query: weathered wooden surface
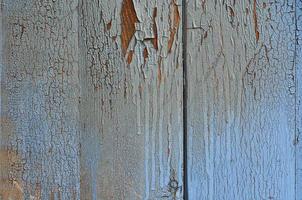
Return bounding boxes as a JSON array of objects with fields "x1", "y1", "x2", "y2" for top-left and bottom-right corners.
[
  {"x1": 1, "y1": 0, "x2": 80, "y2": 199},
  {"x1": 296, "y1": 0, "x2": 302, "y2": 199},
  {"x1": 186, "y1": 0, "x2": 300, "y2": 199},
  {"x1": 1, "y1": 0, "x2": 183, "y2": 199},
  {"x1": 1, "y1": 0, "x2": 301, "y2": 199},
  {"x1": 78, "y1": 0, "x2": 183, "y2": 199}
]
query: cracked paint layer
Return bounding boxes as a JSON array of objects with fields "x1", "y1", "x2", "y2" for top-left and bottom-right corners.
[
  {"x1": 186, "y1": 0, "x2": 299, "y2": 199},
  {"x1": 78, "y1": 0, "x2": 183, "y2": 199}
]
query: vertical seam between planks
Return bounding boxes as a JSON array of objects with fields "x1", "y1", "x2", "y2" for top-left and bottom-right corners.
[
  {"x1": 77, "y1": 0, "x2": 82, "y2": 198},
  {"x1": 182, "y1": 0, "x2": 188, "y2": 199}
]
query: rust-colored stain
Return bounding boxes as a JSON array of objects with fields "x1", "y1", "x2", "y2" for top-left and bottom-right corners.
[
  {"x1": 0, "y1": 180, "x2": 23, "y2": 200},
  {"x1": 253, "y1": 0, "x2": 260, "y2": 42},
  {"x1": 229, "y1": 7, "x2": 235, "y2": 17},
  {"x1": 167, "y1": 1, "x2": 180, "y2": 53},
  {"x1": 0, "y1": 117, "x2": 22, "y2": 200},
  {"x1": 121, "y1": 0, "x2": 139, "y2": 55},
  {"x1": 33, "y1": 183, "x2": 42, "y2": 199},
  {"x1": 0, "y1": 117, "x2": 14, "y2": 139},
  {"x1": 152, "y1": 8, "x2": 158, "y2": 50},
  {"x1": 106, "y1": 20, "x2": 112, "y2": 31},
  {"x1": 50, "y1": 191, "x2": 55, "y2": 200},
  {"x1": 157, "y1": 57, "x2": 163, "y2": 85},
  {"x1": 0, "y1": 150, "x2": 23, "y2": 200},
  {"x1": 127, "y1": 50, "x2": 134, "y2": 64},
  {"x1": 143, "y1": 47, "x2": 149, "y2": 64}
]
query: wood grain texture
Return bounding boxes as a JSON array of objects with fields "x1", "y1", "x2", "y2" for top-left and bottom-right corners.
[
  {"x1": 78, "y1": 0, "x2": 183, "y2": 199},
  {"x1": 1, "y1": 0, "x2": 301, "y2": 199},
  {"x1": 0, "y1": 0, "x2": 183, "y2": 199},
  {"x1": 186, "y1": 0, "x2": 298, "y2": 199}
]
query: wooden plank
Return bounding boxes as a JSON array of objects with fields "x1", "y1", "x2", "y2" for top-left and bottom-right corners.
[
  {"x1": 186, "y1": 0, "x2": 297, "y2": 199},
  {"x1": 1, "y1": 0, "x2": 183, "y2": 199},
  {"x1": 1, "y1": 0, "x2": 80, "y2": 199},
  {"x1": 296, "y1": 0, "x2": 302, "y2": 199},
  {"x1": 78, "y1": 0, "x2": 183, "y2": 199}
]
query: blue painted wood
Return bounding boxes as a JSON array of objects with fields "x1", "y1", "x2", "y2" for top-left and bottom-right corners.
[
  {"x1": 0, "y1": 0, "x2": 183, "y2": 199},
  {"x1": 1, "y1": 0, "x2": 300, "y2": 199},
  {"x1": 78, "y1": 0, "x2": 183, "y2": 198},
  {"x1": 296, "y1": 0, "x2": 302, "y2": 199},
  {"x1": 1, "y1": 1, "x2": 80, "y2": 199},
  {"x1": 186, "y1": 0, "x2": 299, "y2": 199}
]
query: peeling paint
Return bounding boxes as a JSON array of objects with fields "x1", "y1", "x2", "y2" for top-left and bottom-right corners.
[
  {"x1": 253, "y1": 0, "x2": 260, "y2": 42},
  {"x1": 143, "y1": 47, "x2": 148, "y2": 64},
  {"x1": 167, "y1": 1, "x2": 180, "y2": 53},
  {"x1": 152, "y1": 7, "x2": 158, "y2": 50},
  {"x1": 1, "y1": 0, "x2": 183, "y2": 199},
  {"x1": 121, "y1": 0, "x2": 139, "y2": 55},
  {"x1": 127, "y1": 50, "x2": 135, "y2": 64}
]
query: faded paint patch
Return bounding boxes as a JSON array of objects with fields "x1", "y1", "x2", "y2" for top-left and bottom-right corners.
[
  {"x1": 121, "y1": 0, "x2": 139, "y2": 55},
  {"x1": 0, "y1": 117, "x2": 15, "y2": 143},
  {"x1": 0, "y1": 150, "x2": 23, "y2": 200}
]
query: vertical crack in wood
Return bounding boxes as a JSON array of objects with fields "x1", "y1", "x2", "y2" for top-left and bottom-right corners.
[{"x1": 253, "y1": 0, "x2": 260, "y2": 42}]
